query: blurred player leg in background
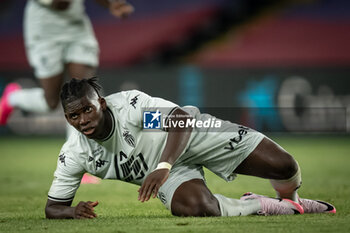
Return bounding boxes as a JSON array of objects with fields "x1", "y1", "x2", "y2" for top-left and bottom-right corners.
[
  {"x1": 0, "y1": 0, "x2": 134, "y2": 126},
  {"x1": 0, "y1": 0, "x2": 99, "y2": 125},
  {"x1": 1, "y1": 0, "x2": 97, "y2": 184},
  {"x1": 0, "y1": 0, "x2": 134, "y2": 183}
]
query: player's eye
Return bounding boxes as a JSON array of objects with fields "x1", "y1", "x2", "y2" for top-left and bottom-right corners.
[
  {"x1": 70, "y1": 113, "x2": 78, "y2": 120},
  {"x1": 86, "y1": 106, "x2": 93, "y2": 113}
]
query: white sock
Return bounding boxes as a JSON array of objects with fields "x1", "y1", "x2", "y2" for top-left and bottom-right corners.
[
  {"x1": 214, "y1": 194, "x2": 261, "y2": 216},
  {"x1": 270, "y1": 164, "x2": 302, "y2": 203},
  {"x1": 8, "y1": 88, "x2": 50, "y2": 113}
]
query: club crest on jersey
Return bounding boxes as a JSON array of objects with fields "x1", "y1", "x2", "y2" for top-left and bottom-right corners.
[
  {"x1": 143, "y1": 110, "x2": 161, "y2": 129},
  {"x1": 123, "y1": 131, "x2": 136, "y2": 148}
]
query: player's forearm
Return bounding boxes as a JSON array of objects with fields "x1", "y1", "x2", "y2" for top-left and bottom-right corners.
[
  {"x1": 45, "y1": 200, "x2": 74, "y2": 219},
  {"x1": 45, "y1": 205, "x2": 75, "y2": 219},
  {"x1": 159, "y1": 108, "x2": 193, "y2": 165}
]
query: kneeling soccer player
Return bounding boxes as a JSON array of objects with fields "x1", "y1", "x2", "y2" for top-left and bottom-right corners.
[{"x1": 45, "y1": 77, "x2": 335, "y2": 219}]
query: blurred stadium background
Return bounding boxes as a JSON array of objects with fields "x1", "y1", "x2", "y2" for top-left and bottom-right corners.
[{"x1": 0, "y1": 0, "x2": 349, "y2": 136}]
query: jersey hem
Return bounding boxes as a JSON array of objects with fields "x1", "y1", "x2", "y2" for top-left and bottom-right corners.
[{"x1": 48, "y1": 195, "x2": 74, "y2": 202}]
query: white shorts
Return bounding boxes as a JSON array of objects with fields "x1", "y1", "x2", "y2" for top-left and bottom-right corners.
[
  {"x1": 157, "y1": 129, "x2": 265, "y2": 210},
  {"x1": 26, "y1": 37, "x2": 99, "y2": 79}
]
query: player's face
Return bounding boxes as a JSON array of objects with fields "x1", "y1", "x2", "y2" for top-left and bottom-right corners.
[{"x1": 64, "y1": 94, "x2": 107, "y2": 139}]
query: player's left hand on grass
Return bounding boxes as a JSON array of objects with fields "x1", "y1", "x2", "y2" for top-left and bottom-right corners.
[
  {"x1": 138, "y1": 169, "x2": 170, "y2": 202},
  {"x1": 109, "y1": 0, "x2": 134, "y2": 19},
  {"x1": 74, "y1": 201, "x2": 99, "y2": 219}
]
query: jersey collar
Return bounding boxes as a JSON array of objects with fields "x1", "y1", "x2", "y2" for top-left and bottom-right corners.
[{"x1": 100, "y1": 108, "x2": 115, "y2": 142}]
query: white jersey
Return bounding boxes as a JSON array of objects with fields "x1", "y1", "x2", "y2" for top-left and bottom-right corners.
[
  {"x1": 48, "y1": 90, "x2": 265, "y2": 203},
  {"x1": 48, "y1": 90, "x2": 178, "y2": 202},
  {"x1": 24, "y1": 0, "x2": 95, "y2": 44}
]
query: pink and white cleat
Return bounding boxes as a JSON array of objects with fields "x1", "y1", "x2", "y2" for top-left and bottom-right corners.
[
  {"x1": 0, "y1": 83, "x2": 21, "y2": 125},
  {"x1": 241, "y1": 192, "x2": 335, "y2": 214},
  {"x1": 81, "y1": 173, "x2": 100, "y2": 184},
  {"x1": 297, "y1": 197, "x2": 336, "y2": 214},
  {"x1": 241, "y1": 192, "x2": 304, "y2": 215},
  {"x1": 241, "y1": 192, "x2": 267, "y2": 201}
]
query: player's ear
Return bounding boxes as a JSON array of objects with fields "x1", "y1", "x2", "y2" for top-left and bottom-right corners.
[
  {"x1": 99, "y1": 97, "x2": 107, "y2": 111},
  {"x1": 64, "y1": 113, "x2": 70, "y2": 123},
  {"x1": 64, "y1": 111, "x2": 71, "y2": 122}
]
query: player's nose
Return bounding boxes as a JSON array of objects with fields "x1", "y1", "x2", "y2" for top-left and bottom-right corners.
[{"x1": 79, "y1": 113, "x2": 90, "y2": 125}]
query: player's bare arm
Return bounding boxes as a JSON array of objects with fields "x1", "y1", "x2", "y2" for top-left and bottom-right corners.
[
  {"x1": 138, "y1": 108, "x2": 193, "y2": 202},
  {"x1": 95, "y1": 0, "x2": 134, "y2": 19},
  {"x1": 45, "y1": 199, "x2": 99, "y2": 219}
]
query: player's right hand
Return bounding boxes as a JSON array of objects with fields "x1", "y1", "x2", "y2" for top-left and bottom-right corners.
[
  {"x1": 74, "y1": 201, "x2": 99, "y2": 219},
  {"x1": 138, "y1": 169, "x2": 170, "y2": 202}
]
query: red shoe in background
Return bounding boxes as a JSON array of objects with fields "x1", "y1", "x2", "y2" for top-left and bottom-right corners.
[{"x1": 0, "y1": 83, "x2": 21, "y2": 125}]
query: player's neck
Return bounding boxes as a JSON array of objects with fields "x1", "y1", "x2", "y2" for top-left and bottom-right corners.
[
  {"x1": 103, "y1": 109, "x2": 114, "y2": 140},
  {"x1": 95, "y1": 108, "x2": 114, "y2": 141}
]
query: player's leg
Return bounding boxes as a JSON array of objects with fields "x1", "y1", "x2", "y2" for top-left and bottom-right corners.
[
  {"x1": 38, "y1": 74, "x2": 65, "y2": 109},
  {"x1": 159, "y1": 164, "x2": 302, "y2": 217},
  {"x1": 234, "y1": 137, "x2": 301, "y2": 202},
  {"x1": 234, "y1": 137, "x2": 336, "y2": 213},
  {"x1": 66, "y1": 63, "x2": 96, "y2": 80},
  {"x1": 171, "y1": 179, "x2": 263, "y2": 217},
  {"x1": 0, "y1": 41, "x2": 65, "y2": 125},
  {"x1": 171, "y1": 179, "x2": 220, "y2": 216},
  {"x1": 64, "y1": 34, "x2": 99, "y2": 81},
  {"x1": 171, "y1": 179, "x2": 303, "y2": 216},
  {"x1": 7, "y1": 73, "x2": 64, "y2": 112}
]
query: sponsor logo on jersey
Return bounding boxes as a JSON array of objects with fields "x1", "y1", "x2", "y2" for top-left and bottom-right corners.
[
  {"x1": 143, "y1": 110, "x2": 162, "y2": 129},
  {"x1": 88, "y1": 156, "x2": 94, "y2": 162},
  {"x1": 224, "y1": 125, "x2": 249, "y2": 151},
  {"x1": 130, "y1": 94, "x2": 140, "y2": 109},
  {"x1": 123, "y1": 131, "x2": 136, "y2": 148}
]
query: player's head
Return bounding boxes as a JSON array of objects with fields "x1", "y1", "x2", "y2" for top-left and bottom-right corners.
[
  {"x1": 60, "y1": 77, "x2": 108, "y2": 139},
  {"x1": 60, "y1": 77, "x2": 102, "y2": 110}
]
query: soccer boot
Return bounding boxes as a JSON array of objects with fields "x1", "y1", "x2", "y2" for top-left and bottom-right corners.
[
  {"x1": 0, "y1": 83, "x2": 21, "y2": 125},
  {"x1": 240, "y1": 193, "x2": 304, "y2": 216},
  {"x1": 241, "y1": 192, "x2": 335, "y2": 214},
  {"x1": 297, "y1": 196, "x2": 336, "y2": 214},
  {"x1": 241, "y1": 192, "x2": 304, "y2": 215}
]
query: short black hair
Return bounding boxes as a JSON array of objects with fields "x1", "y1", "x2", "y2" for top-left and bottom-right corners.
[{"x1": 60, "y1": 77, "x2": 102, "y2": 110}]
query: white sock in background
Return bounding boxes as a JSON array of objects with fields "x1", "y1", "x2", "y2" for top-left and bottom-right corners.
[
  {"x1": 214, "y1": 194, "x2": 261, "y2": 216},
  {"x1": 8, "y1": 88, "x2": 50, "y2": 113}
]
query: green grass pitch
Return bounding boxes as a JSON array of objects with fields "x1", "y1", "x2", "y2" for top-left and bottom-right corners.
[{"x1": 0, "y1": 135, "x2": 349, "y2": 233}]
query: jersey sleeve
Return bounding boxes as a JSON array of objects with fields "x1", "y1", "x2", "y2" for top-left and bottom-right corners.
[
  {"x1": 47, "y1": 150, "x2": 85, "y2": 202},
  {"x1": 125, "y1": 90, "x2": 179, "y2": 129}
]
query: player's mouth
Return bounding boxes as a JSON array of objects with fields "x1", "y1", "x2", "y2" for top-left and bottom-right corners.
[{"x1": 82, "y1": 127, "x2": 95, "y2": 136}]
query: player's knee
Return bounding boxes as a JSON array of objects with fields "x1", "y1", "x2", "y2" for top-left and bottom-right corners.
[
  {"x1": 45, "y1": 97, "x2": 59, "y2": 110},
  {"x1": 276, "y1": 152, "x2": 298, "y2": 179},
  {"x1": 171, "y1": 194, "x2": 220, "y2": 217}
]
